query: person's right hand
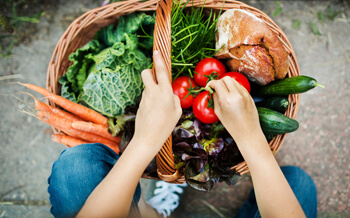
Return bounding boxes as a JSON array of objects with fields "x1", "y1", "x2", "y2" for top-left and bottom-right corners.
[
  {"x1": 206, "y1": 77, "x2": 263, "y2": 145},
  {"x1": 207, "y1": 77, "x2": 306, "y2": 218}
]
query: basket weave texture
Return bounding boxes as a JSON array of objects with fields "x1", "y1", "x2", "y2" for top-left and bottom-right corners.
[{"x1": 46, "y1": 0, "x2": 300, "y2": 184}]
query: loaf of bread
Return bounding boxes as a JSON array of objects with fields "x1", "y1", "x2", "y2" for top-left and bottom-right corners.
[{"x1": 215, "y1": 9, "x2": 289, "y2": 85}]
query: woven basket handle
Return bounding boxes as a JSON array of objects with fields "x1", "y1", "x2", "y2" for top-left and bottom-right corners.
[{"x1": 152, "y1": 0, "x2": 183, "y2": 182}]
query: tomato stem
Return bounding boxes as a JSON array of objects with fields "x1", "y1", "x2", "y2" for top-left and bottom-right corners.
[{"x1": 206, "y1": 86, "x2": 214, "y2": 94}]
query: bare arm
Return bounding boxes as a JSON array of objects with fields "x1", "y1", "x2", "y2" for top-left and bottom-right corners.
[
  {"x1": 207, "y1": 77, "x2": 305, "y2": 218},
  {"x1": 77, "y1": 51, "x2": 182, "y2": 218}
]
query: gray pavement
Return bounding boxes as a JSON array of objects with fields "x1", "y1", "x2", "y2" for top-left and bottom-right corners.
[{"x1": 0, "y1": 0, "x2": 349, "y2": 217}]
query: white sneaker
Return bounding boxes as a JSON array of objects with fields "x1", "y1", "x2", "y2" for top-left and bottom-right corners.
[{"x1": 146, "y1": 181, "x2": 187, "y2": 218}]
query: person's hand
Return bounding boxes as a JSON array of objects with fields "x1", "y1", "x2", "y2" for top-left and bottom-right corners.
[
  {"x1": 206, "y1": 77, "x2": 263, "y2": 145},
  {"x1": 207, "y1": 77, "x2": 306, "y2": 218},
  {"x1": 132, "y1": 50, "x2": 182, "y2": 155}
]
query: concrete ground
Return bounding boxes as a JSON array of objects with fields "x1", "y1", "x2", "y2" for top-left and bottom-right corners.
[{"x1": 0, "y1": 0, "x2": 349, "y2": 217}]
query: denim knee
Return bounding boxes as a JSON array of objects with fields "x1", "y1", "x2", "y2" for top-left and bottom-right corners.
[
  {"x1": 48, "y1": 143, "x2": 120, "y2": 218},
  {"x1": 281, "y1": 166, "x2": 317, "y2": 218}
]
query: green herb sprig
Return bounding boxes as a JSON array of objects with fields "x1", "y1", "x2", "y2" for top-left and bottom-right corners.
[{"x1": 171, "y1": 0, "x2": 220, "y2": 79}]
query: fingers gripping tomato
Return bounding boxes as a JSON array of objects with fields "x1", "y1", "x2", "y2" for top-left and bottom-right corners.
[
  {"x1": 192, "y1": 91, "x2": 219, "y2": 124},
  {"x1": 194, "y1": 58, "x2": 226, "y2": 87},
  {"x1": 220, "y1": 72, "x2": 251, "y2": 93},
  {"x1": 172, "y1": 76, "x2": 198, "y2": 109}
]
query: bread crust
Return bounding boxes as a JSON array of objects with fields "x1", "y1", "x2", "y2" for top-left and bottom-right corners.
[
  {"x1": 227, "y1": 45, "x2": 274, "y2": 85},
  {"x1": 215, "y1": 9, "x2": 289, "y2": 85}
]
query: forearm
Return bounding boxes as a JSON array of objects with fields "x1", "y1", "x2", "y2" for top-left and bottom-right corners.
[
  {"x1": 77, "y1": 139, "x2": 156, "y2": 218},
  {"x1": 236, "y1": 132, "x2": 306, "y2": 218}
]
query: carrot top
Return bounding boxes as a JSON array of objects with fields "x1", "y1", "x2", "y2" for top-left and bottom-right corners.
[{"x1": 20, "y1": 83, "x2": 107, "y2": 126}]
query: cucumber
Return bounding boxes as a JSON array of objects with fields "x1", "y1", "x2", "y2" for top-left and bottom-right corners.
[
  {"x1": 257, "y1": 107, "x2": 299, "y2": 135},
  {"x1": 260, "y1": 75, "x2": 324, "y2": 96},
  {"x1": 257, "y1": 97, "x2": 289, "y2": 113}
]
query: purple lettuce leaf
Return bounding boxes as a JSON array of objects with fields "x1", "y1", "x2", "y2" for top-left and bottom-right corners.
[
  {"x1": 190, "y1": 164, "x2": 210, "y2": 182},
  {"x1": 200, "y1": 138, "x2": 225, "y2": 156},
  {"x1": 185, "y1": 162, "x2": 215, "y2": 191}
]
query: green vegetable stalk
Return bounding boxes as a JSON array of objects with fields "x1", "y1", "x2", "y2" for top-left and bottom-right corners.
[{"x1": 171, "y1": 0, "x2": 221, "y2": 79}]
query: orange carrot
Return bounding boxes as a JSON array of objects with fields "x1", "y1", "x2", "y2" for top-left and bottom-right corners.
[
  {"x1": 71, "y1": 121, "x2": 121, "y2": 143},
  {"x1": 62, "y1": 128, "x2": 120, "y2": 154},
  {"x1": 21, "y1": 83, "x2": 107, "y2": 126},
  {"x1": 38, "y1": 111, "x2": 120, "y2": 154},
  {"x1": 51, "y1": 108, "x2": 83, "y2": 122},
  {"x1": 34, "y1": 98, "x2": 82, "y2": 122},
  {"x1": 51, "y1": 134, "x2": 89, "y2": 147},
  {"x1": 34, "y1": 98, "x2": 52, "y2": 111},
  {"x1": 38, "y1": 110, "x2": 73, "y2": 131}
]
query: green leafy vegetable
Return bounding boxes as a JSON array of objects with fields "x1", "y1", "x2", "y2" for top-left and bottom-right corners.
[
  {"x1": 60, "y1": 12, "x2": 155, "y2": 118},
  {"x1": 81, "y1": 53, "x2": 147, "y2": 117},
  {"x1": 171, "y1": 0, "x2": 220, "y2": 79},
  {"x1": 95, "y1": 12, "x2": 155, "y2": 50},
  {"x1": 59, "y1": 76, "x2": 77, "y2": 102},
  {"x1": 59, "y1": 40, "x2": 101, "y2": 98},
  {"x1": 108, "y1": 114, "x2": 136, "y2": 137},
  {"x1": 80, "y1": 32, "x2": 150, "y2": 117}
]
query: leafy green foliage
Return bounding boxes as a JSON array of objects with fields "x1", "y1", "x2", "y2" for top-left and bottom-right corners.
[
  {"x1": 59, "y1": 40, "x2": 101, "y2": 97},
  {"x1": 328, "y1": 6, "x2": 341, "y2": 21},
  {"x1": 80, "y1": 37, "x2": 149, "y2": 117},
  {"x1": 317, "y1": 12, "x2": 325, "y2": 22},
  {"x1": 0, "y1": 37, "x2": 17, "y2": 58},
  {"x1": 0, "y1": 0, "x2": 44, "y2": 58},
  {"x1": 293, "y1": 19, "x2": 301, "y2": 29},
  {"x1": 310, "y1": 23, "x2": 322, "y2": 36},
  {"x1": 60, "y1": 12, "x2": 154, "y2": 118},
  {"x1": 59, "y1": 76, "x2": 78, "y2": 102},
  {"x1": 171, "y1": 0, "x2": 219, "y2": 79},
  {"x1": 272, "y1": 1, "x2": 282, "y2": 17},
  {"x1": 173, "y1": 110, "x2": 243, "y2": 191},
  {"x1": 0, "y1": 14, "x2": 14, "y2": 33},
  {"x1": 95, "y1": 12, "x2": 155, "y2": 50}
]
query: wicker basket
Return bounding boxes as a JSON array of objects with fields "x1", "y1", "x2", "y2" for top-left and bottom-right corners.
[{"x1": 46, "y1": 0, "x2": 300, "y2": 184}]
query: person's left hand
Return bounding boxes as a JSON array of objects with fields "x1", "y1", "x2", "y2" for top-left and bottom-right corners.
[{"x1": 132, "y1": 50, "x2": 182, "y2": 155}]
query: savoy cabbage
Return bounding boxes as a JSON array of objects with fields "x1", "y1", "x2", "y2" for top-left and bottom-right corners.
[{"x1": 59, "y1": 12, "x2": 154, "y2": 117}]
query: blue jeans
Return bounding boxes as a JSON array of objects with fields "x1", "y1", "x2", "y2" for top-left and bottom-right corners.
[
  {"x1": 48, "y1": 143, "x2": 317, "y2": 217},
  {"x1": 48, "y1": 143, "x2": 141, "y2": 218}
]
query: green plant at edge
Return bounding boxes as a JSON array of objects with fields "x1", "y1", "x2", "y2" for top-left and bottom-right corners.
[
  {"x1": 328, "y1": 6, "x2": 341, "y2": 21},
  {"x1": 272, "y1": 1, "x2": 282, "y2": 17},
  {"x1": 317, "y1": 12, "x2": 325, "y2": 22},
  {"x1": 310, "y1": 23, "x2": 322, "y2": 36},
  {"x1": 0, "y1": 0, "x2": 44, "y2": 58},
  {"x1": 293, "y1": 19, "x2": 301, "y2": 29}
]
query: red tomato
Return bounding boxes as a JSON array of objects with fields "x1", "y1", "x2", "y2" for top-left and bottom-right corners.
[
  {"x1": 172, "y1": 76, "x2": 198, "y2": 109},
  {"x1": 220, "y1": 72, "x2": 251, "y2": 93},
  {"x1": 192, "y1": 91, "x2": 219, "y2": 124},
  {"x1": 194, "y1": 58, "x2": 227, "y2": 87}
]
